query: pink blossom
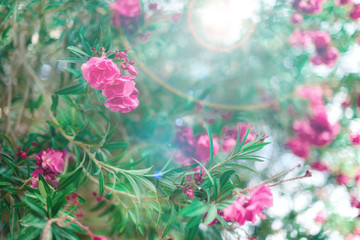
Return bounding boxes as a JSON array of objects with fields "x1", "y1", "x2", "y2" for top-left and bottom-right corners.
[
  {"x1": 289, "y1": 29, "x2": 311, "y2": 46},
  {"x1": 31, "y1": 168, "x2": 58, "y2": 188},
  {"x1": 110, "y1": 0, "x2": 141, "y2": 18},
  {"x1": 314, "y1": 211, "x2": 326, "y2": 223},
  {"x1": 222, "y1": 123, "x2": 256, "y2": 146},
  {"x1": 104, "y1": 88, "x2": 139, "y2": 113},
  {"x1": 310, "y1": 31, "x2": 331, "y2": 49},
  {"x1": 93, "y1": 236, "x2": 109, "y2": 240},
  {"x1": 102, "y1": 76, "x2": 136, "y2": 98},
  {"x1": 350, "y1": 132, "x2": 360, "y2": 145},
  {"x1": 293, "y1": 0, "x2": 326, "y2": 14},
  {"x1": 350, "y1": 4, "x2": 360, "y2": 20},
  {"x1": 335, "y1": 0, "x2": 352, "y2": 5},
  {"x1": 222, "y1": 137, "x2": 237, "y2": 153},
  {"x1": 149, "y1": 3, "x2": 158, "y2": 10},
  {"x1": 295, "y1": 85, "x2": 324, "y2": 107},
  {"x1": 185, "y1": 189, "x2": 194, "y2": 198},
  {"x1": 337, "y1": 173, "x2": 349, "y2": 185},
  {"x1": 194, "y1": 134, "x2": 220, "y2": 162},
  {"x1": 224, "y1": 185, "x2": 273, "y2": 225},
  {"x1": 355, "y1": 167, "x2": 360, "y2": 185},
  {"x1": 346, "y1": 234, "x2": 360, "y2": 240},
  {"x1": 310, "y1": 160, "x2": 328, "y2": 171},
  {"x1": 35, "y1": 148, "x2": 67, "y2": 174},
  {"x1": 81, "y1": 57, "x2": 120, "y2": 90},
  {"x1": 286, "y1": 137, "x2": 311, "y2": 158},
  {"x1": 351, "y1": 196, "x2": 360, "y2": 209},
  {"x1": 291, "y1": 12, "x2": 303, "y2": 24}
]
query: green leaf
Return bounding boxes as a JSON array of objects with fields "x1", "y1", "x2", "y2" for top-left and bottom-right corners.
[
  {"x1": 18, "y1": 227, "x2": 42, "y2": 240},
  {"x1": 54, "y1": 82, "x2": 87, "y2": 95},
  {"x1": 133, "y1": 176, "x2": 156, "y2": 192},
  {"x1": 178, "y1": 201, "x2": 209, "y2": 217},
  {"x1": 23, "y1": 198, "x2": 47, "y2": 219},
  {"x1": 124, "y1": 167, "x2": 153, "y2": 176},
  {"x1": 58, "y1": 57, "x2": 85, "y2": 64},
  {"x1": 98, "y1": 170, "x2": 104, "y2": 196},
  {"x1": 79, "y1": 27, "x2": 92, "y2": 55},
  {"x1": 124, "y1": 174, "x2": 142, "y2": 203},
  {"x1": 51, "y1": 95, "x2": 58, "y2": 113},
  {"x1": 67, "y1": 46, "x2": 89, "y2": 57},
  {"x1": 219, "y1": 170, "x2": 236, "y2": 187},
  {"x1": 205, "y1": 125, "x2": 214, "y2": 167},
  {"x1": 223, "y1": 164, "x2": 258, "y2": 173},
  {"x1": 102, "y1": 142, "x2": 128, "y2": 150},
  {"x1": 204, "y1": 203, "x2": 217, "y2": 225},
  {"x1": 161, "y1": 205, "x2": 176, "y2": 238}
]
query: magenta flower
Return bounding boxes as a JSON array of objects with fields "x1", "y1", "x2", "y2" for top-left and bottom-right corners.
[
  {"x1": 310, "y1": 160, "x2": 328, "y2": 172},
  {"x1": 31, "y1": 168, "x2": 58, "y2": 188},
  {"x1": 350, "y1": 133, "x2": 360, "y2": 145},
  {"x1": 36, "y1": 148, "x2": 67, "y2": 174},
  {"x1": 222, "y1": 137, "x2": 237, "y2": 154},
  {"x1": 314, "y1": 211, "x2": 326, "y2": 223},
  {"x1": 350, "y1": 4, "x2": 360, "y2": 20},
  {"x1": 355, "y1": 167, "x2": 360, "y2": 184},
  {"x1": 222, "y1": 123, "x2": 256, "y2": 151},
  {"x1": 293, "y1": 0, "x2": 326, "y2": 14},
  {"x1": 310, "y1": 31, "x2": 331, "y2": 49},
  {"x1": 335, "y1": 0, "x2": 352, "y2": 5},
  {"x1": 296, "y1": 85, "x2": 324, "y2": 107},
  {"x1": 102, "y1": 76, "x2": 136, "y2": 98},
  {"x1": 224, "y1": 185, "x2": 273, "y2": 225},
  {"x1": 104, "y1": 88, "x2": 139, "y2": 113},
  {"x1": 289, "y1": 29, "x2": 311, "y2": 46},
  {"x1": 206, "y1": 209, "x2": 231, "y2": 225},
  {"x1": 185, "y1": 189, "x2": 194, "y2": 198},
  {"x1": 337, "y1": 173, "x2": 349, "y2": 185},
  {"x1": 290, "y1": 12, "x2": 303, "y2": 24},
  {"x1": 311, "y1": 46, "x2": 339, "y2": 67},
  {"x1": 194, "y1": 134, "x2": 220, "y2": 162},
  {"x1": 110, "y1": 0, "x2": 141, "y2": 18},
  {"x1": 93, "y1": 236, "x2": 109, "y2": 240},
  {"x1": 81, "y1": 57, "x2": 120, "y2": 90},
  {"x1": 286, "y1": 137, "x2": 311, "y2": 158},
  {"x1": 127, "y1": 64, "x2": 137, "y2": 76}
]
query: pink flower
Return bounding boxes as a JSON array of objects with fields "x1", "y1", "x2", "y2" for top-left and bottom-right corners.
[
  {"x1": 224, "y1": 185, "x2": 273, "y2": 225},
  {"x1": 222, "y1": 123, "x2": 256, "y2": 148},
  {"x1": 335, "y1": 0, "x2": 352, "y2": 5},
  {"x1": 81, "y1": 57, "x2": 120, "y2": 90},
  {"x1": 337, "y1": 173, "x2": 349, "y2": 185},
  {"x1": 355, "y1": 167, "x2": 360, "y2": 185},
  {"x1": 104, "y1": 88, "x2": 139, "y2": 113},
  {"x1": 293, "y1": 0, "x2": 326, "y2": 14},
  {"x1": 310, "y1": 160, "x2": 328, "y2": 171},
  {"x1": 351, "y1": 196, "x2": 360, "y2": 208},
  {"x1": 350, "y1": 4, "x2": 360, "y2": 20},
  {"x1": 286, "y1": 137, "x2": 311, "y2": 158},
  {"x1": 102, "y1": 76, "x2": 136, "y2": 98},
  {"x1": 222, "y1": 137, "x2": 237, "y2": 153},
  {"x1": 35, "y1": 148, "x2": 67, "y2": 174},
  {"x1": 185, "y1": 189, "x2": 194, "y2": 198},
  {"x1": 296, "y1": 85, "x2": 324, "y2": 107},
  {"x1": 346, "y1": 234, "x2": 360, "y2": 240},
  {"x1": 350, "y1": 133, "x2": 360, "y2": 145},
  {"x1": 110, "y1": 0, "x2": 141, "y2": 18},
  {"x1": 311, "y1": 46, "x2": 339, "y2": 66},
  {"x1": 31, "y1": 168, "x2": 58, "y2": 188},
  {"x1": 310, "y1": 31, "x2": 331, "y2": 49},
  {"x1": 291, "y1": 12, "x2": 303, "y2": 24},
  {"x1": 289, "y1": 29, "x2": 311, "y2": 46},
  {"x1": 314, "y1": 211, "x2": 326, "y2": 223},
  {"x1": 93, "y1": 236, "x2": 109, "y2": 240},
  {"x1": 149, "y1": 3, "x2": 158, "y2": 10},
  {"x1": 194, "y1": 134, "x2": 220, "y2": 162}
]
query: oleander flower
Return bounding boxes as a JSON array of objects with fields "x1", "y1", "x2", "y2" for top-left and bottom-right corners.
[
  {"x1": 314, "y1": 211, "x2": 326, "y2": 223},
  {"x1": 290, "y1": 12, "x2": 303, "y2": 24},
  {"x1": 335, "y1": 0, "x2": 352, "y2": 5},
  {"x1": 222, "y1": 137, "x2": 237, "y2": 153},
  {"x1": 93, "y1": 236, "x2": 109, "y2": 240},
  {"x1": 310, "y1": 160, "x2": 328, "y2": 172},
  {"x1": 30, "y1": 168, "x2": 58, "y2": 188},
  {"x1": 81, "y1": 57, "x2": 120, "y2": 90},
  {"x1": 102, "y1": 76, "x2": 136, "y2": 98},
  {"x1": 350, "y1": 4, "x2": 360, "y2": 20},
  {"x1": 296, "y1": 85, "x2": 324, "y2": 108},
  {"x1": 194, "y1": 134, "x2": 220, "y2": 162},
  {"x1": 110, "y1": 0, "x2": 141, "y2": 18},
  {"x1": 224, "y1": 185, "x2": 273, "y2": 225},
  {"x1": 104, "y1": 88, "x2": 139, "y2": 113},
  {"x1": 286, "y1": 137, "x2": 311, "y2": 158},
  {"x1": 35, "y1": 148, "x2": 67, "y2": 174}
]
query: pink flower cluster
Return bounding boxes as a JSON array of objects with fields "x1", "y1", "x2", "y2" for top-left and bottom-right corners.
[
  {"x1": 292, "y1": 0, "x2": 326, "y2": 15},
  {"x1": 223, "y1": 185, "x2": 273, "y2": 225},
  {"x1": 222, "y1": 123, "x2": 256, "y2": 153},
  {"x1": 110, "y1": 0, "x2": 141, "y2": 27},
  {"x1": 290, "y1": 30, "x2": 339, "y2": 66},
  {"x1": 81, "y1": 56, "x2": 139, "y2": 113},
  {"x1": 173, "y1": 127, "x2": 220, "y2": 166},
  {"x1": 286, "y1": 86, "x2": 340, "y2": 159},
  {"x1": 31, "y1": 148, "x2": 68, "y2": 188}
]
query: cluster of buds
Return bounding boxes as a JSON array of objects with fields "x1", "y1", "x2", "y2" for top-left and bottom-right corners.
[
  {"x1": 180, "y1": 184, "x2": 194, "y2": 199},
  {"x1": 65, "y1": 192, "x2": 84, "y2": 218},
  {"x1": 16, "y1": 147, "x2": 29, "y2": 160},
  {"x1": 92, "y1": 192, "x2": 104, "y2": 202},
  {"x1": 114, "y1": 50, "x2": 137, "y2": 76}
]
